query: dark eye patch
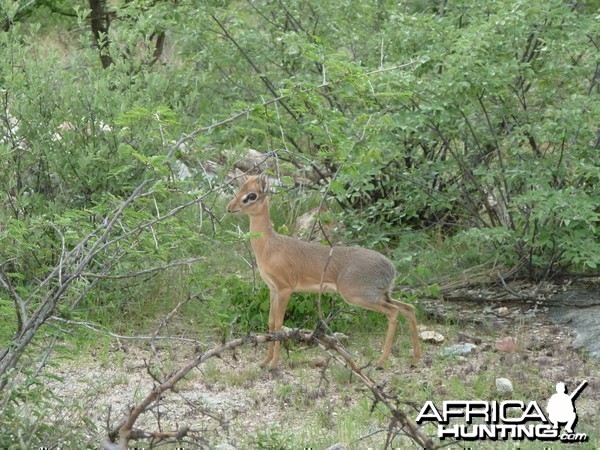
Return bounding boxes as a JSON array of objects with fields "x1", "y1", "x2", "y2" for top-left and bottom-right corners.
[{"x1": 243, "y1": 192, "x2": 258, "y2": 203}]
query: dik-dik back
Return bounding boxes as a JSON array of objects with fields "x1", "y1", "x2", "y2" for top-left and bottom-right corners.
[{"x1": 228, "y1": 173, "x2": 421, "y2": 369}]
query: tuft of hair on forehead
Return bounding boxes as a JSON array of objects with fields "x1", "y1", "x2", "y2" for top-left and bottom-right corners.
[{"x1": 257, "y1": 173, "x2": 269, "y2": 193}]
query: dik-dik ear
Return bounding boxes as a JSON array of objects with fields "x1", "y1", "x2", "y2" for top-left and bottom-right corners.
[
  {"x1": 234, "y1": 168, "x2": 248, "y2": 187},
  {"x1": 258, "y1": 173, "x2": 270, "y2": 194}
]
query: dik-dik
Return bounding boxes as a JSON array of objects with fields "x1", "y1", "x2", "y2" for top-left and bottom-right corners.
[{"x1": 227, "y1": 173, "x2": 421, "y2": 369}]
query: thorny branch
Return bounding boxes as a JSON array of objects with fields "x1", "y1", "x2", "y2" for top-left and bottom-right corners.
[{"x1": 104, "y1": 328, "x2": 436, "y2": 450}]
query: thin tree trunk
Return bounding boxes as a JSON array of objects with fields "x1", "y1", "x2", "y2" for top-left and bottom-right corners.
[{"x1": 89, "y1": 0, "x2": 113, "y2": 68}]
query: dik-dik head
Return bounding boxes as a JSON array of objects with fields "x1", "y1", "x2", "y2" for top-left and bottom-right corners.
[{"x1": 227, "y1": 173, "x2": 270, "y2": 215}]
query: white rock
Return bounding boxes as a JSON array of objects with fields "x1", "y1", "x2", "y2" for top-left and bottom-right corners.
[
  {"x1": 419, "y1": 330, "x2": 445, "y2": 344},
  {"x1": 495, "y1": 377, "x2": 513, "y2": 395},
  {"x1": 497, "y1": 306, "x2": 510, "y2": 317}
]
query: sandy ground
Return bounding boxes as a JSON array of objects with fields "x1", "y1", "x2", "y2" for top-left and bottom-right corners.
[{"x1": 44, "y1": 280, "x2": 599, "y2": 449}]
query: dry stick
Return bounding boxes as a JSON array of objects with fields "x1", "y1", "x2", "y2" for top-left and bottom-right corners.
[
  {"x1": 81, "y1": 257, "x2": 206, "y2": 280},
  {"x1": 306, "y1": 113, "x2": 373, "y2": 242},
  {"x1": 49, "y1": 317, "x2": 203, "y2": 345},
  {"x1": 310, "y1": 115, "x2": 375, "y2": 321},
  {"x1": 150, "y1": 296, "x2": 199, "y2": 372},
  {"x1": 0, "y1": 266, "x2": 25, "y2": 335},
  {"x1": 106, "y1": 329, "x2": 436, "y2": 450},
  {"x1": 315, "y1": 221, "x2": 335, "y2": 323},
  {"x1": 210, "y1": 14, "x2": 299, "y2": 123}
]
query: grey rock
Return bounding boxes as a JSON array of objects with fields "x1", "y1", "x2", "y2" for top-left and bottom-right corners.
[
  {"x1": 215, "y1": 444, "x2": 237, "y2": 450},
  {"x1": 325, "y1": 444, "x2": 347, "y2": 450},
  {"x1": 439, "y1": 343, "x2": 477, "y2": 357},
  {"x1": 547, "y1": 281, "x2": 600, "y2": 358}
]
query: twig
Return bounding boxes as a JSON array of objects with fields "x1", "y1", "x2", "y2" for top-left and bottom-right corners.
[
  {"x1": 49, "y1": 317, "x2": 204, "y2": 346},
  {"x1": 497, "y1": 270, "x2": 526, "y2": 299},
  {"x1": 82, "y1": 257, "x2": 206, "y2": 280},
  {"x1": 0, "y1": 267, "x2": 26, "y2": 335},
  {"x1": 31, "y1": 335, "x2": 58, "y2": 379}
]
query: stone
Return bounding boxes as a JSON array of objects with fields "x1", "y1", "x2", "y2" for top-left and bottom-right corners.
[
  {"x1": 419, "y1": 330, "x2": 445, "y2": 344},
  {"x1": 325, "y1": 444, "x2": 347, "y2": 450},
  {"x1": 439, "y1": 343, "x2": 477, "y2": 357},
  {"x1": 495, "y1": 377, "x2": 513, "y2": 395},
  {"x1": 496, "y1": 307, "x2": 510, "y2": 317},
  {"x1": 496, "y1": 336, "x2": 518, "y2": 352}
]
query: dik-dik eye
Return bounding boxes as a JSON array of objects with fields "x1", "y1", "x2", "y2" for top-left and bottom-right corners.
[{"x1": 243, "y1": 192, "x2": 258, "y2": 203}]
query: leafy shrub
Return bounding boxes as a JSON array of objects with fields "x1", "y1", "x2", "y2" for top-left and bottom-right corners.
[
  {"x1": 208, "y1": 275, "x2": 373, "y2": 335},
  {"x1": 0, "y1": 371, "x2": 94, "y2": 449}
]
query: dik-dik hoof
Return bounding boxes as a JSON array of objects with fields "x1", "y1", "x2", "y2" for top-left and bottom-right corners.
[
  {"x1": 375, "y1": 358, "x2": 388, "y2": 370},
  {"x1": 260, "y1": 355, "x2": 273, "y2": 369},
  {"x1": 410, "y1": 352, "x2": 422, "y2": 368},
  {"x1": 259, "y1": 360, "x2": 283, "y2": 375}
]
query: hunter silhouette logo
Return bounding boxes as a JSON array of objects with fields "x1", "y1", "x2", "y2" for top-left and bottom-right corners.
[
  {"x1": 547, "y1": 380, "x2": 587, "y2": 435},
  {"x1": 416, "y1": 380, "x2": 589, "y2": 442}
]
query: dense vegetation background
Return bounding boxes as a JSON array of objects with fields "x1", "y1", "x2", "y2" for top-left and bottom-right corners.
[{"x1": 0, "y1": 0, "x2": 598, "y2": 446}]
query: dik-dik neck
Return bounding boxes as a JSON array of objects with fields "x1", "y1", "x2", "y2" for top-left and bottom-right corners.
[{"x1": 248, "y1": 199, "x2": 275, "y2": 251}]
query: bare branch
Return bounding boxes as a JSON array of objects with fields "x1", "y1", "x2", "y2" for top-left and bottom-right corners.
[
  {"x1": 49, "y1": 316, "x2": 204, "y2": 346},
  {"x1": 81, "y1": 257, "x2": 206, "y2": 280},
  {"x1": 0, "y1": 266, "x2": 26, "y2": 335},
  {"x1": 105, "y1": 328, "x2": 436, "y2": 449}
]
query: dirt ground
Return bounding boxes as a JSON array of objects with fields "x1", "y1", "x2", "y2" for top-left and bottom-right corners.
[{"x1": 46, "y1": 279, "x2": 599, "y2": 449}]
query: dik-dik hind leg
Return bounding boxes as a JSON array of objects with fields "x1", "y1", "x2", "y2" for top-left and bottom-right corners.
[
  {"x1": 384, "y1": 297, "x2": 421, "y2": 367},
  {"x1": 342, "y1": 291, "x2": 421, "y2": 368}
]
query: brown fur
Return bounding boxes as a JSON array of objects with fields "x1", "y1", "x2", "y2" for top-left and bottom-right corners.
[{"x1": 227, "y1": 173, "x2": 421, "y2": 369}]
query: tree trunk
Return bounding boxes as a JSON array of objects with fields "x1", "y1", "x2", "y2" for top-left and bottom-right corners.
[{"x1": 89, "y1": 0, "x2": 113, "y2": 68}]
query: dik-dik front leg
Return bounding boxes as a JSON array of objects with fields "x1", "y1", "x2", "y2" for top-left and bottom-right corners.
[{"x1": 261, "y1": 288, "x2": 291, "y2": 369}]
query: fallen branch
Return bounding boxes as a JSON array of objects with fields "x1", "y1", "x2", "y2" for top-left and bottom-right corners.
[
  {"x1": 311, "y1": 331, "x2": 436, "y2": 449},
  {"x1": 105, "y1": 328, "x2": 436, "y2": 449}
]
